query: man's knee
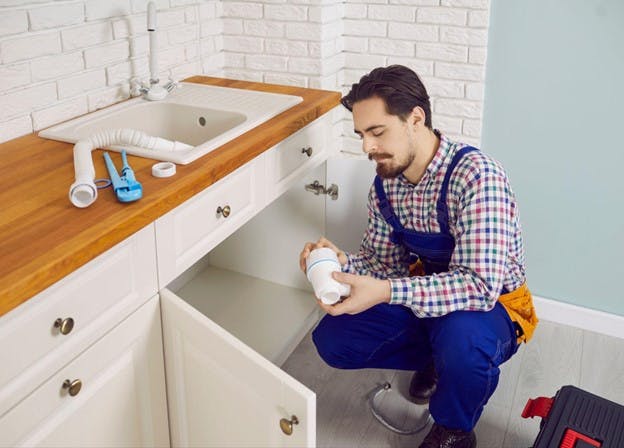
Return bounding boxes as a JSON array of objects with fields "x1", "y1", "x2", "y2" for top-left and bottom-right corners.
[
  {"x1": 433, "y1": 331, "x2": 510, "y2": 385},
  {"x1": 434, "y1": 337, "x2": 486, "y2": 378},
  {"x1": 431, "y1": 310, "x2": 516, "y2": 377},
  {"x1": 312, "y1": 316, "x2": 358, "y2": 369}
]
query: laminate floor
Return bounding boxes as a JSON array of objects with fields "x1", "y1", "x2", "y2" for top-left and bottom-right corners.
[{"x1": 282, "y1": 319, "x2": 624, "y2": 448}]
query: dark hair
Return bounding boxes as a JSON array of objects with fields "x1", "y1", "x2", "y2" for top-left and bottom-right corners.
[{"x1": 341, "y1": 65, "x2": 432, "y2": 128}]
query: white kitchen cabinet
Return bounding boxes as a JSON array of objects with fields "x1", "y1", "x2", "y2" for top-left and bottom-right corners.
[
  {"x1": 0, "y1": 224, "x2": 158, "y2": 418},
  {"x1": 155, "y1": 112, "x2": 333, "y2": 290},
  {"x1": 0, "y1": 295, "x2": 168, "y2": 448},
  {"x1": 156, "y1": 121, "x2": 333, "y2": 447},
  {"x1": 0, "y1": 109, "x2": 372, "y2": 448},
  {"x1": 265, "y1": 113, "x2": 332, "y2": 202},
  {"x1": 154, "y1": 113, "x2": 373, "y2": 447},
  {"x1": 155, "y1": 157, "x2": 267, "y2": 289}
]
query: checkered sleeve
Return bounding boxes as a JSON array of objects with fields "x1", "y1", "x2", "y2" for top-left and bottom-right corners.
[
  {"x1": 342, "y1": 186, "x2": 411, "y2": 279},
  {"x1": 389, "y1": 158, "x2": 517, "y2": 317}
]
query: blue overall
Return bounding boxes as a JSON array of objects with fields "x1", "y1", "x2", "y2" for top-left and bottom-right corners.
[{"x1": 312, "y1": 146, "x2": 519, "y2": 431}]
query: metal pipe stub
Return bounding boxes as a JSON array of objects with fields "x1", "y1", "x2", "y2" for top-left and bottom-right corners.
[{"x1": 368, "y1": 382, "x2": 431, "y2": 435}]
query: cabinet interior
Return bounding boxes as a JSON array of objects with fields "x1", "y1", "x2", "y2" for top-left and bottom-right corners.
[{"x1": 166, "y1": 163, "x2": 327, "y2": 367}]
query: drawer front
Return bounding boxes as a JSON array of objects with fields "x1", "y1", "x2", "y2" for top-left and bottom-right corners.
[
  {"x1": 155, "y1": 161, "x2": 261, "y2": 287},
  {"x1": 268, "y1": 114, "x2": 333, "y2": 200},
  {"x1": 0, "y1": 225, "x2": 158, "y2": 416},
  {"x1": 0, "y1": 296, "x2": 168, "y2": 448}
]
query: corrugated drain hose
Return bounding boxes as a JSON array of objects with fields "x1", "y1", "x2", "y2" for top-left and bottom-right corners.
[{"x1": 69, "y1": 128, "x2": 191, "y2": 208}]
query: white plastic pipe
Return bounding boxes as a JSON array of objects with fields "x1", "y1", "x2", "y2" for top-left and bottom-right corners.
[
  {"x1": 147, "y1": 1, "x2": 158, "y2": 84},
  {"x1": 69, "y1": 129, "x2": 190, "y2": 208}
]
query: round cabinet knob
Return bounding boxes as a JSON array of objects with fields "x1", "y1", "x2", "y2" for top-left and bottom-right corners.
[
  {"x1": 301, "y1": 146, "x2": 313, "y2": 157},
  {"x1": 54, "y1": 317, "x2": 75, "y2": 335},
  {"x1": 279, "y1": 415, "x2": 299, "y2": 436},
  {"x1": 216, "y1": 205, "x2": 231, "y2": 218},
  {"x1": 62, "y1": 379, "x2": 82, "y2": 397}
]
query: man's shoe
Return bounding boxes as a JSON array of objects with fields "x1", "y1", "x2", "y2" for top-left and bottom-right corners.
[
  {"x1": 408, "y1": 362, "x2": 437, "y2": 404},
  {"x1": 418, "y1": 423, "x2": 476, "y2": 448}
]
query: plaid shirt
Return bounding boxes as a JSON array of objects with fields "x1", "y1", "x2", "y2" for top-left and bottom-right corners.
[{"x1": 343, "y1": 133, "x2": 526, "y2": 317}]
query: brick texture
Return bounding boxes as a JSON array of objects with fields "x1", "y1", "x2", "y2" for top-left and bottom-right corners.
[
  {"x1": 0, "y1": 1, "x2": 222, "y2": 142},
  {"x1": 1, "y1": 0, "x2": 491, "y2": 149},
  {"x1": 341, "y1": 0, "x2": 490, "y2": 150}
]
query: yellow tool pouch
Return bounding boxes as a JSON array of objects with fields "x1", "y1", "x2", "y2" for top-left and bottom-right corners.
[
  {"x1": 409, "y1": 260, "x2": 538, "y2": 344},
  {"x1": 499, "y1": 283, "x2": 538, "y2": 344}
]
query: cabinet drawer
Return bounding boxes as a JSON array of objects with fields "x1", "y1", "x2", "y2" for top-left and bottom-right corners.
[
  {"x1": 0, "y1": 295, "x2": 168, "y2": 448},
  {"x1": 267, "y1": 114, "x2": 333, "y2": 201},
  {"x1": 0, "y1": 225, "x2": 158, "y2": 417},
  {"x1": 155, "y1": 161, "x2": 261, "y2": 288}
]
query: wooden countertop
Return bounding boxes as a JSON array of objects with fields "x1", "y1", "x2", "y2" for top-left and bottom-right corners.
[{"x1": 0, "y1": 76, "x2": 341, "y2": 318}]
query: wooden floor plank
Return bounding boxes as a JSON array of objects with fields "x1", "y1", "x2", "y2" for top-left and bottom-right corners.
[
  {"x1": 283, "y1": 318, "x2": 624, "y2": 448},
  {"x1": 503, "y1": 320, "x2": 583, "y2": 448},
  {"x1": 580, "y1": 329, "x2": 624, "y2": 404},
  {"x1": 474, "y1": 402, "x2": 511, "y2": 448}
]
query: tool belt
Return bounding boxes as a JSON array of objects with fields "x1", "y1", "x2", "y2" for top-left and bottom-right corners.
[
  {"x1": 409, "y1": 261, "x2": 538, "y2": 344},
  {"x1": 499, "y1": 283, "x2": 538, "y2": 344}
]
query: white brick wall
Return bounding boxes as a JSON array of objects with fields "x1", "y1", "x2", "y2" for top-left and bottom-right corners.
[
  {"x1": 0, "y1": 10, "x2": 28, "y2": 37},
  {"x1": 0, "y1": 0, "x2": 222, "y2": 142},
  {"x1": 221, "y1": 0, "x2": 344, "y2": 89},
  {"x1": 0, "y1": 0, "x2": 491, "y2": 151},
  {"x1": 342, "y1": 0, "x2": 491, "y2": 153},
  {"x1": 29, "y1": 4, "x2": 84, "y2": 31}
]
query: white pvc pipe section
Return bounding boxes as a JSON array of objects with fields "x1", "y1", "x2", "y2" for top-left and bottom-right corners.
[
  {"x1": 147, "y1": 2, "x2": 158, "y2": 83},
  {"x1": 69, "y1": 128, "x2": 191, "y2": 208}
]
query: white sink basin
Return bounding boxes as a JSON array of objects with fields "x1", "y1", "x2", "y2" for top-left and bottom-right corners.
[{"x1": 39, "y1": 82, "x2": 303, "y2": 164}]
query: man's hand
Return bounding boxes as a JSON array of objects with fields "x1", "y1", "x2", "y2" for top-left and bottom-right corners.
[
  {"x1": 318, "y1": 272, "x2": 391, "y2": 316},
  {"x1": 299, "y1": 236, "x2": 347, "y2": 273}
]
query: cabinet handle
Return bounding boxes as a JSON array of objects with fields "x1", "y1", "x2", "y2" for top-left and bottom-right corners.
[
  {"x1": 279, "y1": 415, "x2": 299, "y2": 436},
  {"x1": 301, "y1": 146, "x2": 313, "y2": 157},
  {"x1": 54, "y1": 317, "x2": 75, "y2": 335},
  {"x1": 62, "y1": 378, "x2": 82, "y2": 397},
  {"x1": 216, "y1": 205, "x2": 231, "y2": 218}
]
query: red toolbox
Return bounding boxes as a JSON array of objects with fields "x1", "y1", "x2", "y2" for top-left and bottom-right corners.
[{"x1": 522, "y1": 385, "x2": 624, "y2": 447}]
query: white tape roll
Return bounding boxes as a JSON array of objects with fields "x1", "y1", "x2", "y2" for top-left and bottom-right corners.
[{"x1": 152, "y1": 162, "x2": 176, "y2": 178}]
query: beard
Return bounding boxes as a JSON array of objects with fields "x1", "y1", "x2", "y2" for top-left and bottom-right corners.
[{"x1": 369, "y1": 152, "x2": 415, "y2": 179}]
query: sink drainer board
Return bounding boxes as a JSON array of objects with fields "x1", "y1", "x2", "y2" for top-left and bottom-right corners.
[{"x1": 39, "y1": 83, "x2": 303, "y2": 165}]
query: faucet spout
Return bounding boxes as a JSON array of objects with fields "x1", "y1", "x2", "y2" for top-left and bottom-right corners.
[
  {"x1": 133, "y1": 2, "x2": 178, "y2": 101},
  {"x1": 147, "y1": 1, "x2": 158, "y2": 85}
]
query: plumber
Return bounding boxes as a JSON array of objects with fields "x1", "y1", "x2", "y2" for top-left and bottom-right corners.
[{"x1": 299, "y1": 65, "x2": 538, "y2": 448}]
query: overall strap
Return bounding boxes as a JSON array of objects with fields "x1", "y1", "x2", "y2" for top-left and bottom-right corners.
[
  {"x1": 374, "y1": 175, "x2": 405, "y2": 240},
  {"x1": 436, "y1": 146, "x2": 478, "y2": 234}
]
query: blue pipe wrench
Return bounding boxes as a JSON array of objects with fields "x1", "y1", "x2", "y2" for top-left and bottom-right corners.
[{"x1": 103, "y1": 150, "x2": 143, "y2": 203}]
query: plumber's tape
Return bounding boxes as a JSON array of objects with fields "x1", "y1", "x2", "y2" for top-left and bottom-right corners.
[{"x1": 152, "y1": 162, "x2": 176, "y2": 178}]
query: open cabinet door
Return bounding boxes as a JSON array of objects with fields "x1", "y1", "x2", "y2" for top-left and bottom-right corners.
[{"x1": 160, "y1": 289, "x2": 315, "y2": 448}]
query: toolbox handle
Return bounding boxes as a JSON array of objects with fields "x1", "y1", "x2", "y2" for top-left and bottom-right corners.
[{"x1": 522, "y1": 396, "x2": 554, "y2": 419}]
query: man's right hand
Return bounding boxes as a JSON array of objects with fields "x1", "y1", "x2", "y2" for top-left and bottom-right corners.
[{"x1": 299, "y1": 236, "x2": 347, "y2": 274}]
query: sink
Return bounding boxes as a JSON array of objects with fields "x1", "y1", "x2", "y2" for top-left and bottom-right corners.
[{"x1": 39, "y1": 82, "x2": 303, "y2": 164}]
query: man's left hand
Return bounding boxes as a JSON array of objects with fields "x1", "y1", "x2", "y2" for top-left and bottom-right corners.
[{"x1": 317, "y1": 272, "x2": 391, "y2": 316}]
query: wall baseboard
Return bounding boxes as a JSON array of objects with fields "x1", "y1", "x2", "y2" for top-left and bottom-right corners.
[{"x1": 534, "y1": 295, "x2": 624, "y2": 340}]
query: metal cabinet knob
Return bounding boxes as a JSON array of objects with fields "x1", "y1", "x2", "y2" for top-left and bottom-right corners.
[
  {"x1": 279, "y1": 415, "x2": 299, "y2": 436},
  {"x1": 54, "y1": 317, "x2": 74, "y2": 335},
  {"x1": 301, "y1": 146, "x2": 313, "y2": 157},
  {"x1": 216, "y1": 205, "x2": 231, "y2": 218},
  {"x1": 62, "y1": 379, "x2": 82, "y2": 397}
]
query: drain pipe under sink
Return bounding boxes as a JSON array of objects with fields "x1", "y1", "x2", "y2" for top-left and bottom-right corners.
[{"x1": 69, "y1": 128, "x2": 191, "y2": 208}]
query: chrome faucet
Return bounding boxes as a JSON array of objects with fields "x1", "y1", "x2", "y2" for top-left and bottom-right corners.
[{"x1": 130, "y1": 1, "x2": 179, "y2": 100}]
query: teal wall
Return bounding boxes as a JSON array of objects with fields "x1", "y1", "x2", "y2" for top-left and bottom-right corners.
[{"x1": 481, "y1": 1, "x2": 624, "y2": 315}]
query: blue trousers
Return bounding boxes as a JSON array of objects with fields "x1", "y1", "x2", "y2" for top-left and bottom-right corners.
[{"x1": 312, "y1": 301, "x2": 519, "y2": 431}]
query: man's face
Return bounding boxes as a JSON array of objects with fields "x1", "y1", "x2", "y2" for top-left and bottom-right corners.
[{"x1": 352, "y1": 96, "x2": 416, "y2": 179}]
